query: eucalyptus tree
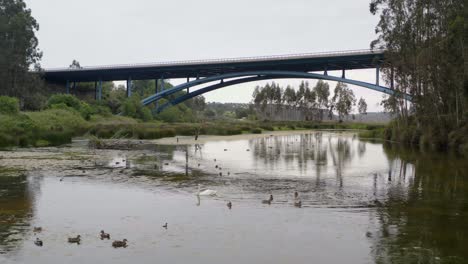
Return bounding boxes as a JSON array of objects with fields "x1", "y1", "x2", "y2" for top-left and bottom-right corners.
[
  {"x1": 0, "y1": 0, "x2": 44, "y2": 109},
  {"x1": 358, "y1": 97, "x2": 368, "y2": 115},
  {"x1": 313, "y1": 80, "x2": 330, "y2": 120},
  {"x1": 370, "y1": 0, "x2": 465, "y2": 135},
  {"x1": 331, "y1": 82, "x2": 356, "y2": 122}
]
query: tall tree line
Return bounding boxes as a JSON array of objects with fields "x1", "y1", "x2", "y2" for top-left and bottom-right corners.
[
  {"x1": 370, "y1": 0, "x2": 465, "y2": 147},
  {"x1": 252, "y1": 80, "x2": 363, "y2": 121}
]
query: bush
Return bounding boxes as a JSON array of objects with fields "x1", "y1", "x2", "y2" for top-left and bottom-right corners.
[
  {"x1": 251, "y1": 128, "x2": 262, "y2": 134},
  {"x1": 0, "y1": 96, "x2": 20, "y2": 114},
  {"x1": 120, "y1": 96, "x2": 153, "y2": 121},
  {"x1": 46, "y1": 94, "x2": 82, "y2": 111}
]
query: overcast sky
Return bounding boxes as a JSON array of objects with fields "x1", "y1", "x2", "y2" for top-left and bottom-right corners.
[{"x1": 25, "y1": 0, "x2": 386, "y2": 112}]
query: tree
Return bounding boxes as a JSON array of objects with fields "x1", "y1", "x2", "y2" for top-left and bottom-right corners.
[
  {"x1": 358, "y1": 97, "x2": 368, "y2": 115},
  {"x1": 69, "y1": 60, "x2": 82, "y2": 69},
  {"x1": 331, "y1": 82, "x2": 356, "y2": 122},
  {"x1": 370, "y1": 0, "x2": 465, "y2": 147},
  {"x1": 313, "y1": 80, "x2": 330, "y2": 120},
  {"x1": 0, "y1": 0, "x2": 44, "y2": 109}
]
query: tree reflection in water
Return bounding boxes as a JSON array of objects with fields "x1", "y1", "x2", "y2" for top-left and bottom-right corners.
[
  {"x1": 369, "y1": 144, "x2": 468, "y2": 263},
  {"x1": 0, "y1": 171, "x2": 35, "y2": 254}
]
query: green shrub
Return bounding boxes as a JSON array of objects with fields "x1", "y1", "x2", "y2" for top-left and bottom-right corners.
[
  {"x1": 0, "y1": 96, "x2": 19, "y2": 114},
  {"x1": 46, "y1": 94, "x2": 82, "y2": 111},
  {"x1": 251, "y1": 128, "x2": 262, "y2": 134}
]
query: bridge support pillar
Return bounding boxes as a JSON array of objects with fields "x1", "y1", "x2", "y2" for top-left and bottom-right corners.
[
  {"x1": 390, "y1": 67, "x2": 394, "y2": 89},
  {"x1": 66, "y1": 80, "x2": 70, "y2": 94},
  {"x1": 127, "y1": 78, "x2": 132, "y2": 97},
  {"x1": 376, "y1": 65, "x2": 380, "y2": 86},
  {"x1": 342, "y1": 69, "x2": 345, "y2": 78},
  {"x1": 94, "y1": 81, "x2": 97, "y2": 100},
  {"x1": 72, "y1": 82, "x2": 76, "y2": 94},
  {"x1": 154, "y1": 79, "x2": 159, "y2": 109}
]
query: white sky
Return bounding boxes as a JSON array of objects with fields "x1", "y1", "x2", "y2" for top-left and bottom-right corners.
[{"x1": 25, "y1": 0, "x2": 386, "y2": 112}]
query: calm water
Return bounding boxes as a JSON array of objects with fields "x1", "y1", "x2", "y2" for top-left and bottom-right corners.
[{"x1": 0, "y1": 131, "x2": 467, "y2": 264}]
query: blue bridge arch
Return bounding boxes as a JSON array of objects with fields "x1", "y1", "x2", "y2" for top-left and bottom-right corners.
[{"x1": 141, "y1": 70, "x2": 411, "y2": 113}]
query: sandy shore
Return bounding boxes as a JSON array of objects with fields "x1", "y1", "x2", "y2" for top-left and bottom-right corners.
[{"x1": 150, "y1": 129, "x2": 328, "y2": 145}]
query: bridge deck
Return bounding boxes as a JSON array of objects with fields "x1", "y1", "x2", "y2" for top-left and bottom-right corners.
[{"x1": 43, "y1": 49, "x2": 384, "y2": 83}]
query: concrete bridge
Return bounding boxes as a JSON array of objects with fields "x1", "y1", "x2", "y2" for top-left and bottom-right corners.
[{"x1": 43, "y1": 49, "x2": 408, "y2": 112}]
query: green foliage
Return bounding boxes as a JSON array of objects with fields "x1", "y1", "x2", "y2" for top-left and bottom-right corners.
[
  {"x1": 331, "y1": 82, "x2": 356, "y2": 121},
  {"x1": 46, "y1": 94, "x2": 82, "y2": 110},
  {"x1": 0, "y1": 96, "x2": 19, "y2": 114},
  {"x1": 120, "y1": 96, "x2": 153, "y2": 121},
  {"x1": 0, "y1": 0, "x2": 43, "y2": 109},
  {"x1": 370, "y1": 0, "x2": 465, "y2": 153},
  {"x1": 45, "y1": 94, "x2": 108, "y2": 120}
]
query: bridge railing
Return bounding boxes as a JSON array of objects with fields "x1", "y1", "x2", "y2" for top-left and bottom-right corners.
[{"x1": 44, "y1": 49, "x2": 384, "y2": 72}]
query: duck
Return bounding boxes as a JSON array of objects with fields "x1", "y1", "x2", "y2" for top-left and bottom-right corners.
[
  {"x1": 100, "y1": 230, "x2": 110, "y2": 239},
  {"x1": 34, "y1": 238, "x2": 43, "y2": 247},
  {"x1": 68, "y1": 235, "x2": 81, "y2": 244},
  {"x1": 215, "y1": 165, "x2": 218, "y2": 169},
  {"x1": 294, "y1": 200, "x2": 302, "y2": 208},
  {"x1": 59, "y1": 177, "x2": 64, "y2": 181},
  {"x1": 197, "y1": 184, "x2": 217, "y2": 196},
  {"x1": 219, "y1": 172, "x2": 222, "y2": 176},
  {"x1": 33, "y1": 227, "x2": 42, "y2": 233},
  {"x1": 262, "y1": 195, "x2": 273, "y2": 204},
  {"x1": 163, "y1": 223, "x2": 168, "y2": 229},
  {"x1": 112, "y1": 239, "x2": 128, "y2": 248},
  {"x1": 294, "y1": 191, "x2": 299, "y2": 200},
  {"x1": 227, "y1": 201, "x2": 232, "y2": 209}
]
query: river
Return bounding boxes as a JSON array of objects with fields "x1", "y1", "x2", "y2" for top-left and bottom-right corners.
[{"x1": 0, "y1": 131, "x2": 466, "y2": 264}]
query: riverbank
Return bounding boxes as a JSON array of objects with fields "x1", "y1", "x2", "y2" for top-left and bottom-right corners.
[{"x1": 0, "y1": 106, "x2": 384, "y2": 149}]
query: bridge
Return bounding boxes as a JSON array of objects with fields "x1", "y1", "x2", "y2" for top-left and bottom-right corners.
[{"x1": 43, "y1": 49, "x2": 407, "y2": 113}]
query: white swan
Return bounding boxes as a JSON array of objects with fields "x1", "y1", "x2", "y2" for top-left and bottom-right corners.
[{"x1": 197, "y1": 184, "x2": 217, "y2": 196}]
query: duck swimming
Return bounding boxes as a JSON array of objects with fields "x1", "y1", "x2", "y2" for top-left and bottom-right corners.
[
  {"x1": 34, "y1": 238, "x2": 43, "y2": 247},
  {"x1": 112, "y1": 239, "x2": 128, "y2": 248},
  {"x1": 262, "y1": 195, "x2": 273, "y2": 204},
  {"x1": 100, "y1": 230, "x2": 110, "y2": 240},
  {"x1": 227, "y1": 201, "x2": 232, "y2": 209},
  {"x1": 68, "y1": 235, "x2": 81, "y2": 244},
  {"x1": 294, "y1": 200, "x2": 302, "y2": 208}
]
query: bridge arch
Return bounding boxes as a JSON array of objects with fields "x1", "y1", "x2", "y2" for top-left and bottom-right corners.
[{"x1": 140, "y1": 70, "x2": 411, "y2": 113}]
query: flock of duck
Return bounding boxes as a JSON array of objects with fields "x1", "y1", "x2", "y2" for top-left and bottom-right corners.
[
  {"x1": 32, "y1": 227, "x2": 134, "y2": 248},
  {"x1": 39, "y1": 141, "x2": 304, "y2": 249},
  {"x1": 197, "y1": 184, "x2": 303, "y2": 209}
]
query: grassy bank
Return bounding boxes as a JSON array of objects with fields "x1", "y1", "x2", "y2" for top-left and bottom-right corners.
[
  {"x1": 0, "y1": 108, "x2": 384, "y2": 148},
  {"x1": 357, "y1": 117, "x2": 468, "y2": 156}
]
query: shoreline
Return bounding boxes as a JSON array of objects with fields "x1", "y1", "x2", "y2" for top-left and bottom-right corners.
[{"x1": 150, "y1": 129, "x2": 357, "y2": 145}]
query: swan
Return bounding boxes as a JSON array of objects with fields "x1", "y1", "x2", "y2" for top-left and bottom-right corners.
[{"x1": 197, "y1": 184, "x2": 217, "y2": 196}]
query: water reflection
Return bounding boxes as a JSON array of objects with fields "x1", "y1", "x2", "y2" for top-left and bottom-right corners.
[
  {"x1": 370, "y1": 145, "x2": 468, "y2": 263},
  {"x1": 0, "y1": 171, "x2": 35, "y2": 254},
  {"x1": 0, "y1": 132, "x2": 466, "y2": 263}
]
